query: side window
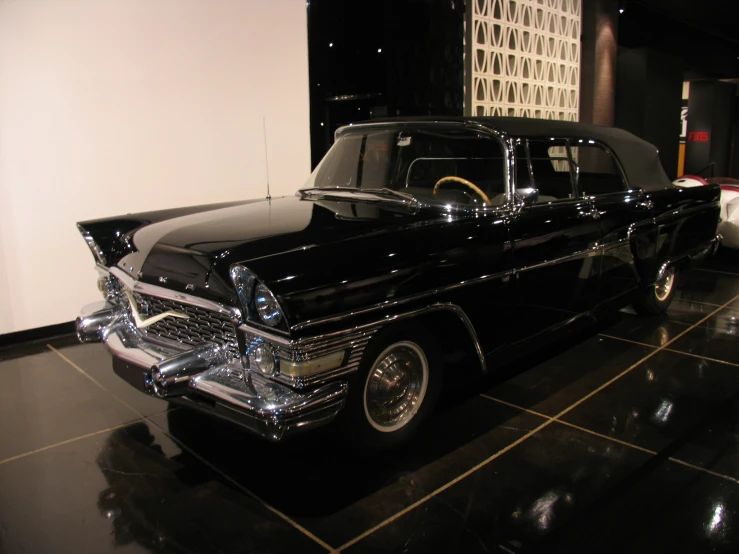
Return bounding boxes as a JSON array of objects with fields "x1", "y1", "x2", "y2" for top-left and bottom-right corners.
[
  {"x1": 570, "y1": 143, "x2": 626, "y2": 196},
  {"x1": 526, "y1": 139, "x2": 576, "y2": 202}
]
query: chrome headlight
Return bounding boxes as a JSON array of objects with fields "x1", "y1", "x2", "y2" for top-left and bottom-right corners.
[
  {"x1": 230, "y1": 266, "x2": 255, "y2": 315},
  {"x1": 255, "y1": 282, "x2": 283, "y2": 327}
]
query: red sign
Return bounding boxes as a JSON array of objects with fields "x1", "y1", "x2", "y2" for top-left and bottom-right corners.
[{"x1": 688, "y1": 131, "x2": 709, "y2": 142}]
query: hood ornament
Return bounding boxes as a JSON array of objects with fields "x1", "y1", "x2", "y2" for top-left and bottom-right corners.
[{"x1": 124, "y1": 290, "x2": 189, "y2": 329}]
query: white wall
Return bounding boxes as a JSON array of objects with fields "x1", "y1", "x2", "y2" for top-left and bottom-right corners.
[{"x1": 0, "y1": 0, "x2": 312, "y2": 334}]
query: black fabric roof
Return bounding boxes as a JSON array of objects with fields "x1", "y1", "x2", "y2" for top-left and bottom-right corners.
[{"x1": 347, "y1": 116, "x2": 673, "y2": 192}]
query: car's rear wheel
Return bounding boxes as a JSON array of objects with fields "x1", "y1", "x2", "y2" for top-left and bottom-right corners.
[
  {"x1": 343, "y1": 327, "x2": 442, "y2": 450},
  {"x1": 633, "y1": 266, "x2": 677, "y2": 315}
]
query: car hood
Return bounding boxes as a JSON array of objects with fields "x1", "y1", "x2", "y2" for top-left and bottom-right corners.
[{"x1": 114, "y1": 195, "x2": 466, "y2": 315}]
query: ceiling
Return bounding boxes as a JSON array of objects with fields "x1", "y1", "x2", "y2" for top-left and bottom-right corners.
[{"x1": 618, "y1": 0, "x2": 739, "y2": 78}]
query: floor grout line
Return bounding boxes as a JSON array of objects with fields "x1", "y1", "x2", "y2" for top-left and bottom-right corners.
[
  {"x1": 663, "y1": 349, "x2": 739, "y2": 369},
  {"x1": 482, "y1": 395, "x2": 739, "y2": 486},
  {"x1": 670, "y1": 297, "x2": 722, "y2": 307},
  {"x1": 694, "y1": 268, "x2": 739, "y2": 278},
  {"x1": 599, "y1": 333, "x2": 739, "y2": 369},
  {"x1": 598, "y1": 334, "x2": 660, "y2": 348},
  {"x1": 48, "y1": 345, "x2": 143, "y2": 417},
  {"x1": 668, "y1": 458, "x2": 739, "y2": 484},
  {"x1": 46, "y1": 344, "x2": 336, "y2": 554},
  {"x1": 336, "y1": 292, "x2": 739, "y2": 551},
  {"x1": 0, "y1": 420, "x2": 143, "y2": 466}
]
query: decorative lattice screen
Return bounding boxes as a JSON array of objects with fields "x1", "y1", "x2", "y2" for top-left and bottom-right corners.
[{"x1": 466, "y1": 0, "x2": 581, "y2": 121}]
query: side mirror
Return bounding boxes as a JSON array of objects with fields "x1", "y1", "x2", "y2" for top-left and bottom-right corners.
[{"x1": 517, "y1": 187, "x2": 539, "y2": 206}]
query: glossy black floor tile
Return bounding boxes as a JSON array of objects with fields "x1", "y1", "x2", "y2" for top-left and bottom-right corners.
[
  {"x1": 669, "y1": 311, "x2": 739, "y2": 366},
  {"x1": 148, "y1": 395, "x2": 545, "y2": 548},
  {"x1": 0, "y1": 351, "x2": 141, "y2": 461},
  {"x1": 701, "y1": 247, "x2": 739, "y2": 276},
  {"x1": 544, "y1": 455, "x2": 739, "y2": 554},
  {"x1": 669, "y1": 396, "x2": 739, "y2": 481},
  {"x1": 674, "y1": 269, "x2": 739, "y2": 306},
  {"x1": 0, "y1": 421, "x2": 327, "y2": 554},
  {"x1": 342, "y1": 423, "x2": 653, "y2": 554},
  {"x1": 0, "y1": 333, "x2": 78, "y2": 362},
  {"x1": 488, "y1": 334, "x2": 654, "y2": 416},
  {"x1": 561, "y1": 350, "x2": 739, "y2": 453},
  {"x1": 601, "y1": 312, "x2": 691, "y2": 346},
  {"x1": 56, "y1": 343, "x2": 170, "y2": 417}
]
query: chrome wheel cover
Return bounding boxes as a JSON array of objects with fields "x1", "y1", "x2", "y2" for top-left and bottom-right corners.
[
  {"x1": 363, "y1": 341, "x2": 429, "y2": 433},
  {"x1": 655, "y1": 267, "x2": 675, "y2": 302}
]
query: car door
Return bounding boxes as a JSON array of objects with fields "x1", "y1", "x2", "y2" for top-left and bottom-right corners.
[
  {"x1": 508, "y1": 138, "x2": 603, "y2": 341},
  {"x1": 573, "y1": 141, "x2": 654, "y2": 310}
]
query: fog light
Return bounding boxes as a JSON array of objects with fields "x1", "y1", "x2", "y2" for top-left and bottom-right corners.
[{"x1": 249, "y1": 343, "x2": 276, "y2": 375}]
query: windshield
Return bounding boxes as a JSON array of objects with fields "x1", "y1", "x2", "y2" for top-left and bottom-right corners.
[{"x1": 301, "y1": 126, "x2": 508, "y2": 207}]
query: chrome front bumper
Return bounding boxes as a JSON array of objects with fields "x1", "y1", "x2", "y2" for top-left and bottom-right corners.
[{"x1": 76, "y1": 301, "x2": 348, "y2": 441}]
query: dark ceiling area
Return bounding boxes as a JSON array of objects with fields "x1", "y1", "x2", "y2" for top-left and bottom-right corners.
[
  {"x1": 306, "y1": 0, "x2": 739, "y2": 165},
  {"x1": 618, "y1": 0, "x2": 739, "y2": 78}
]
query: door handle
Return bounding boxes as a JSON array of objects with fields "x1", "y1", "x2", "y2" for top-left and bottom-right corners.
[
  {"x1": 637, "y1": 199, "x2": 654, "y2": 210},
  {"x1": 578, "y1": 208, "x2": 603, "y2": 220}
]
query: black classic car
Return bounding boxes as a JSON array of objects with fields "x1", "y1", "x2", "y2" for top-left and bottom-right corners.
[{"x1": 76, "y1": 117, "x2": 721, "y2": 448}]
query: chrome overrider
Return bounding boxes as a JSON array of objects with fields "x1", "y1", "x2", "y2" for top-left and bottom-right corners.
[{"x1": 75, "y1": 270, "x2": 349, "y2": 441}]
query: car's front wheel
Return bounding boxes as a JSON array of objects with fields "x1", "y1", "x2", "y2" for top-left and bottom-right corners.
[
  {"x1": 344, "y1": 327, "x2": 443, "y2": 450},
  {"x1": 633, "y1": 266, "x2": 677, "y2": 315}
]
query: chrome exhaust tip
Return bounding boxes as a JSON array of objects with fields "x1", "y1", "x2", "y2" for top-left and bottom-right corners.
[
  {"x1": 76, "y1": 305, "x2": 117, "y2": 343},
  {"x1": 146, "y1": 342, "x2": 227, "y2": 398}
]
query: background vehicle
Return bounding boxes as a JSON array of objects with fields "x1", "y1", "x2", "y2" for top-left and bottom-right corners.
[{"x1": 674, "y1": 175, "x2": 739, "y2": 249}]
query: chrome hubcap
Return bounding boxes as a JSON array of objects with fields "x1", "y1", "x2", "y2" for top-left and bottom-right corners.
[
  {"x1": 655, "y1": 267, "x2": 675, "y2": 302},
  {"x1": 363, "y1": 341, "x2": 429, "y2": 432}
]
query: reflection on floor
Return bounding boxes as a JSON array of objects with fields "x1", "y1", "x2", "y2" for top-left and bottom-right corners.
[{"x1": 1, "y1": 250, "x2": 738, "y2": 553}]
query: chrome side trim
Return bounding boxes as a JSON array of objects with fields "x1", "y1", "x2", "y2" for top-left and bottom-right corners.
[
  {"x1": 290, "y1": 268, "x2": 514, "y2": 332},
  {"x1": 654, "y1": 234, "x2": 721, "y2": 285},
  {"x1": 271, "y1": 302, "x2": 488, "y2": 383},
  {"x1": 516, "y1": 244, "x2": 601, "y2": 274},
  {"x1": 110, "y1": 266, "x2": 239, "y2": 318}
]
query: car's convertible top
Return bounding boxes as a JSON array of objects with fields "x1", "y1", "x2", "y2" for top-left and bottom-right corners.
[{"x1": 351, "y1": 116, "x2": 673, "y2": 192}]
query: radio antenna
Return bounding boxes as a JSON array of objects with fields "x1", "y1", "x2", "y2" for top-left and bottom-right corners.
[{"x1": 263, "y1": 117, "x2": 271, "y2": 200}]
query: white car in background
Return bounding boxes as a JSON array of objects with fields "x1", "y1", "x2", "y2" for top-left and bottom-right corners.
[{"x1": 673, "y1": 175, "x2": 739, "y2": 250}]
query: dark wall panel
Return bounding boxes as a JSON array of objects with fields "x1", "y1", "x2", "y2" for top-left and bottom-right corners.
[
  {"x1": 615, "y1": 47, "x2": 683, "y2": 179},
  {"x1": 685, "y1": 80, "x2": 737, "y2": 177}
]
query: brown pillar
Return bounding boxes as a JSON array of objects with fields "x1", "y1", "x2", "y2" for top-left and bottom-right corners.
[{"x1": 579, "y1": 0, "x2": 619, "y2": 126}]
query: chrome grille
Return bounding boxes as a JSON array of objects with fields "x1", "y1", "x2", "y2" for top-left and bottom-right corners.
[{"x1": 140, "y1": 295, "x2": 239, "y2": 358}]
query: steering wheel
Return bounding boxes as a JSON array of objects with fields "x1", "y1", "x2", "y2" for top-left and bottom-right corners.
[{"x1": 433, "y1": 176, "x2": 492, "y2": 206}]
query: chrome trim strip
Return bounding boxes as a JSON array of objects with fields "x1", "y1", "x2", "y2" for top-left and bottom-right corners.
[
  {"x1": 279, "y1": 302, "x2": 488, "y2": 380},
  {"x1": 514, "y1": 239, "x2": 635, "y2": 274},
  {"x1": 110, "y1": 266, "x2": 239, "y2": 318},
  {"x1": 290, "y1": 268, "x2": 514, "y2": 332}
]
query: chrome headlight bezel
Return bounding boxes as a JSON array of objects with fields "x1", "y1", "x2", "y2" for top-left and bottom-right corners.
[
  {"x1": 229, "y1": 265, "x2": 285, "y2": 329},
  {"x1": 254, "y1": 282, "x2": 283, "y2": 327},
  {"x1": 229, "y1": 265, "x2": 256, "y2": 316}
]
